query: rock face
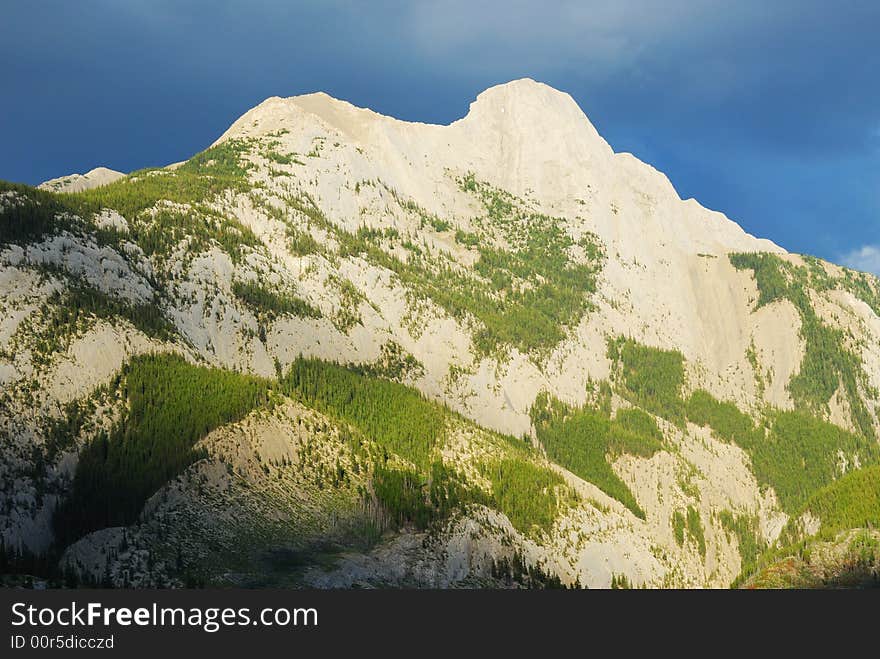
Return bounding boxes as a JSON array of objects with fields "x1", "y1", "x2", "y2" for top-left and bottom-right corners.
[
  {"x1": 38, "y1": 166, "x2": 125, "y2": 193},
  {"x1": 1, "y1": 79, "x2": 879, "y2": 589}
]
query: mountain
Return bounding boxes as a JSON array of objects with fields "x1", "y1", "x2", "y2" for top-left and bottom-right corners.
[
  {"x1": 1, "y1": 79, "x2": 879, "y2": 588},
  {"x1": 37, "y1": 167, "x2": 125, "y2": 193}
]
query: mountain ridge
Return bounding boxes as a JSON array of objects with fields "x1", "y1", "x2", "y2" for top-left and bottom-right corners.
[{"x1": 218, "y1": 79, "x2": 782, "y2": 255}]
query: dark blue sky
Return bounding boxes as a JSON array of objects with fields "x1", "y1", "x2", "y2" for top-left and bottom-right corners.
[{"x1": 2, "y1": 1, "x2": 878, "y2": 272}]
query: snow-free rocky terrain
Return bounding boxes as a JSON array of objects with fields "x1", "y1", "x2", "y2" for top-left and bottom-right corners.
[{"x1": 1, "y1": 79, "x2": 879, "y2": 588}]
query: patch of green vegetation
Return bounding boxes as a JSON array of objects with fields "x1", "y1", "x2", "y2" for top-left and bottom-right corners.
[
  {"x1": 43, "y1": 398, "x2": 95, "y2": 462},
  {"x1": 280, "y1": 357, "x2": 445, "y2": 470},
  {"x1": 126, "y1": 207, "x2": 261, "y2": 266},
  {"x1": 839, "y1": 267, "x2": 880, "y2": 317},
  {"x1": 719, "y1": 511, "x2": 764, "y2": 576},
  {"x1": 246, "y1": 190, "x2": 322, "y2": 260},
  {"x1": 610, "y1": 573, "x2": 634, "y2": 589},
  {"x1": 470, "y1": 231, "x2": 603, "y2": 355},
  {"x1": 489, "y1": 552, "x2": 569, "y2": 588},
  {"x1": 454, "y1": 176, "x2": 605, "y2": 355},
  {"x1": 285, "y1": 226, "x2": 320, "y2": 256},
  {"x1": 65, "y1": 139, "x2": 255, "y2": 221},
  {"x1": 459, "y1": 173, "x2": 514, "y2": 221},
  {"x1": 607, "y1": 420, "x2": 664, "y2": 459},
  {"x1": 429, "y1": 217, "x2": 451, "y2": 232},
  {"x1": 607, "y1": 338, "x2": 686, "y2": 424},
  {"x1": 55, "y1": 353, "x2": 271, "y2": 543},
  {"x1": 60, "y1": 282, "x2": 171, "y2": 336},
  {"x1": 745, "y1": 528, "x2": 880, "y2": 589},
  {"x1": 686, "y1": 505, "x2": 706, "y2": 557},
  {"x1": 745, "y1": 341, "x2": 765, "y2": 398},
  {"x1": 373, "y1": 461, "x2": 480, "y2": 530},
  {"x1": 454, "y1": 230, "x2": 480, "y2": 247},
  {"x1": 530, "y1": 392, "x2": 664, "y2": 518},
  {"x1": 729, "y1": 252, "x2": 874, "y2": 437},
  {"x1": 481, "y1": 458, "x2": 566, "y2": 536},
  {"x1": 787, "y1": 464, "x2": 880, "y2": 542},
  {"x1": 0, "y1": 181, "x2": 76, "y2": 245},
  {"x1": 686, "y1": 389, "x2": 878, "y2": 514},
  {"x1": 328, "y1": 177, "x2": 604, "y2": 357},
  {"x1": 685, "y1": 390, "x2": 764, "y2": 448},
  {"x1": 614, "y1": 407, "x2": 663, "y2": 443},
  {"x1": 752, "y1": 411, "x2": 876, "y2": 513},
  {"x1": 789, "y1": 314, "x2": 871, "y2": 437},
  {"x1": 306, "y1": 138, "x2": 324, "y2": 158},
  {"x1": 261, "y1": 141, "x2": 303, "y2": 166},
  {"x1": 729, "y1": 252, "x2": 791, "y2": 307},
  {"x1": 584, "y1": 378, "x2": 613, "y2": 416},
  {"x1": 329, "y1": 276, "x2": 364, "y2": 332},
  {"x1": 672, "y1": 510, "x2": 686, "y2": 546},
  {"x1": 677, "y1": 472, "x2": 701, "y2": 502},
  {"x1": 0, "y1": 142, "x2": 263, "y2": 269},
  {"x1": 281, "y1": 358, "x2": 566, "y2": 536},
  {"x1": 232, "y1": 280, "x2": 321, "y2": 321},
  {"x1": 351, "y1": 341, "x2": 425, "y2": 382},
  {"x1": 7, "y1": 276, "x2": 175, "y2": 369}
]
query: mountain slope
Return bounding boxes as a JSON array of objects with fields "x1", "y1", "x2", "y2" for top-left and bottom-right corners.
[{"x1": 1, "y1": 79, "x2": 879, "y2": 588}]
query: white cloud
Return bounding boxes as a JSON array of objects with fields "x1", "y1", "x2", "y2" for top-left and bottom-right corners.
[{"x1": 840, "y1": 245, "x2": 880, "y2": 276}]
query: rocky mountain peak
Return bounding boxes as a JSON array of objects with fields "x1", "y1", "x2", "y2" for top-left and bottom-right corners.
[{"x1": 37, "y1": 166, "x2": 125, "y2": 193}]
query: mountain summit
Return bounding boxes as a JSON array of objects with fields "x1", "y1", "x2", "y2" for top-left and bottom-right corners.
[
  {"x1": 1, "y1": 81, "x2": 879, "y2": 588},
  {"x1": 37, "y1": 166, "x2": 124, "y2": 193}
]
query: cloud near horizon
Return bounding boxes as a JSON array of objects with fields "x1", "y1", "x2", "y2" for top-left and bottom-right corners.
[{"x1": 840, "y1": 245, "x2": 880, "y2": 277}]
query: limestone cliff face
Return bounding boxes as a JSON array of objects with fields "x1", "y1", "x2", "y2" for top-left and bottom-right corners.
[{"x1": 1, "y1": 80, "x2": 878, "y2": 588}]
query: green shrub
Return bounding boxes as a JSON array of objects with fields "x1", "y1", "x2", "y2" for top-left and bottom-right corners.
[
  {"x1": 610, "y1": 573, "x2": 633, "y2": 589},
  {"x1": 672, "y1": 510, "x2": 686, "y2": 546},
  {"x1": 686, "y1": 505, "x2": 706, "y2": 557},
  {"x1": 607, "y1": 338, "x2": 685, "y2": 424},
  {"x1": 481, "y1": 458, "x2": 564, "y2": 536},
  {"x1": 613, "y1": 407, "x2": 663, "y2": 443},
  {"x1": 429, "y1": 217, "x2": 451, "y2": 232},
  {"x1": 454, "y1": 230, "x2": 480, "y2": 247},
  {"x1": 686, "y1": 390, "x2": 763, "y2": 449},
  {"x1": 286, "y1": 227, "x2": 320, "y2": 256},
  {"x1": 350, "y1": 341, "x2": 425, "y2": 382},
  {"x1": 232, "y1": 280, "x2": 321, "y2": 321},
  {"x1": 373, "y1": 465, "x2": 433, "y2": 529},
  {"x1": 719, "y1": 511, "x2": 763, "y2": 575}
]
